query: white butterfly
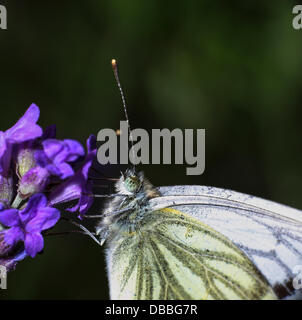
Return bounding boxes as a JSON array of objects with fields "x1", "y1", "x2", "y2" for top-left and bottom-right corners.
[
  {"x1": 93, "y1": 59, "x2": 302, "y2": 300},
  {"x1": 96, "y1": 169, "x2": 302, "y2": 300}
]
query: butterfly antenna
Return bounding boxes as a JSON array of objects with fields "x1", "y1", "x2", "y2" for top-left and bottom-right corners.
[{"x1": 111, "y1": 59, "x2": 136, "y2": 171}]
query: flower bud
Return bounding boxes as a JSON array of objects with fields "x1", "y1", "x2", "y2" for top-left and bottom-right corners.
[
  {"x1": 18, "y1": 166, "x2": 49, "y2": 199},
  {"x1": 0, "y1": 174, "x2": 13, "y2": 207},
  {"x1": 17, "y1": 148, "x2": 36, "y2": 178}
]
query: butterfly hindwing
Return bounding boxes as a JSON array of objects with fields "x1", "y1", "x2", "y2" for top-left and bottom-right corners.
[{"x1": 106, "y1": 206, "x2": 277, "y2": 299}]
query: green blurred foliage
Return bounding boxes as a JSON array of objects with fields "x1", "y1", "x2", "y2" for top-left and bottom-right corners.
[{"x1": 0, "y1": 0, "x2": 301, "y2": 299}]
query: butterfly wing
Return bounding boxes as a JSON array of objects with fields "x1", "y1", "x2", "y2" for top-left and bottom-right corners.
[
  {"x1": 148, "y1": 185, "x2": 302, "y2": 298},
  {"x1": 106, "y1": 206, "x2": 277, "y2": 299}
]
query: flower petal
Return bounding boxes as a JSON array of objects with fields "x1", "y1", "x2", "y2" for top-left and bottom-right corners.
[
  {"x1": 27, "y1": 193, "x2": 48, "y2": 210},
  {"x1": 5, "y1": 104, "x2": 43, "y2": 143},
  {"x1": 35, "y1": 149, "x2": 49, "y2": 167},
  {"x1": 14, "y1": 249, "x2": 27, "y2": 262},
  {"x1": 44, "y1": 163, "x2": 61, "y2": 177},
  {"x1": 4, "y1": 227, "x2": 25, "y2": 245},
  {"x1": 0, "y1": 131, "x2": 6, "y2": 161},
  {"x1": 48, "y1": 178, "x2": 82, "y2": 206},
  {"x1": 0, "y1": 131, "x2": 12, "y2": 175},
  {"x1": 24, "y1": 232, "x2": 44, "y2": 257},
  {"x1": 58, "y1": 162, "x2": 75, "y2": 179},
  {"x1": 26, "y1": 207, "x2": 60, "y2": 233},
  {"x1": 67, "y1": 192, "x2": 93, "y2": 215},
  {"x1": 0, "y1": 208, "x2": 20, "y2": 227},
  {"x1": 20, "y1": 193, "x2": 48, "y2": 222},
  {"x1": 86, "y1": 135, "x2": 96, "y2": 154},
  {"x1": 42, "y1": 139, "x2": 63, "y2": 160},
  {"x1": 48, "y1": 135, "x2": 96, "y2": 212},
  {"x1": 63, "y1": 139, "x2": 85, "y2": 162}
]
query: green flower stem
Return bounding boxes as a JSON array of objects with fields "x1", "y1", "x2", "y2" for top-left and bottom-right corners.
[{"x1": 11, "y1": 194, "x2": 23, "y2": 209}]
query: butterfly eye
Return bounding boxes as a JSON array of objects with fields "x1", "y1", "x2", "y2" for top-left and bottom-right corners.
[{"x1": 124, "y1": 176, "x2": 140, "y2": 193}]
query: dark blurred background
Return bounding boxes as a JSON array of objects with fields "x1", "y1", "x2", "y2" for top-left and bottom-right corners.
[{"x1": 0, "y1": 1, "x2": 301, "y2": 299}]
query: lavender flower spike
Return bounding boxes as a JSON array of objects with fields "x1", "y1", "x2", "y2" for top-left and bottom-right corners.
[
  {"x1": 0, "y1": 104, "x2": 43, "y2": 176},
  {"x1": 0, "y1": 194, "x2": 60, "y2": 257}
]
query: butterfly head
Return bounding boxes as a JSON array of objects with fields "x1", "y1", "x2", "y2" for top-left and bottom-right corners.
[
  {"x1": 116, "y1": 169, "x2": 143, "y2": 195},
  {"x1": 124, "y1": 173, "x2": 141, "y2": 193}
]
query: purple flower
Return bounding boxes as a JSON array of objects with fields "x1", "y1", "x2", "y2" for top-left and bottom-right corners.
[
  {"x1": 0, "y1": 194, "x2": 60, "y2": 257},
  {"x1": 49, "y1": 135, "x2": 97, "y2": 215},
  {"x1": 36, "y1": 139, "x2": 85, "y2": 179},
  {"x1": 0, "y1": 104, "x2": 42, "y2": 176},
  {"x1": 0, "y1": 104, "x2": 98, "y2": 272}
]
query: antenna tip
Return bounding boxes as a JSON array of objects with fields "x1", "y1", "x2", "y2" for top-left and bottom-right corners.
[{"x1": 111, "y1": 59, "x2": 117, "y2": 68}]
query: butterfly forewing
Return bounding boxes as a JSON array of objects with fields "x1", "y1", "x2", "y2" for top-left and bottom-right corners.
[{"x1": 149, "y1": 186, "x2": 302, "y2": 296}]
